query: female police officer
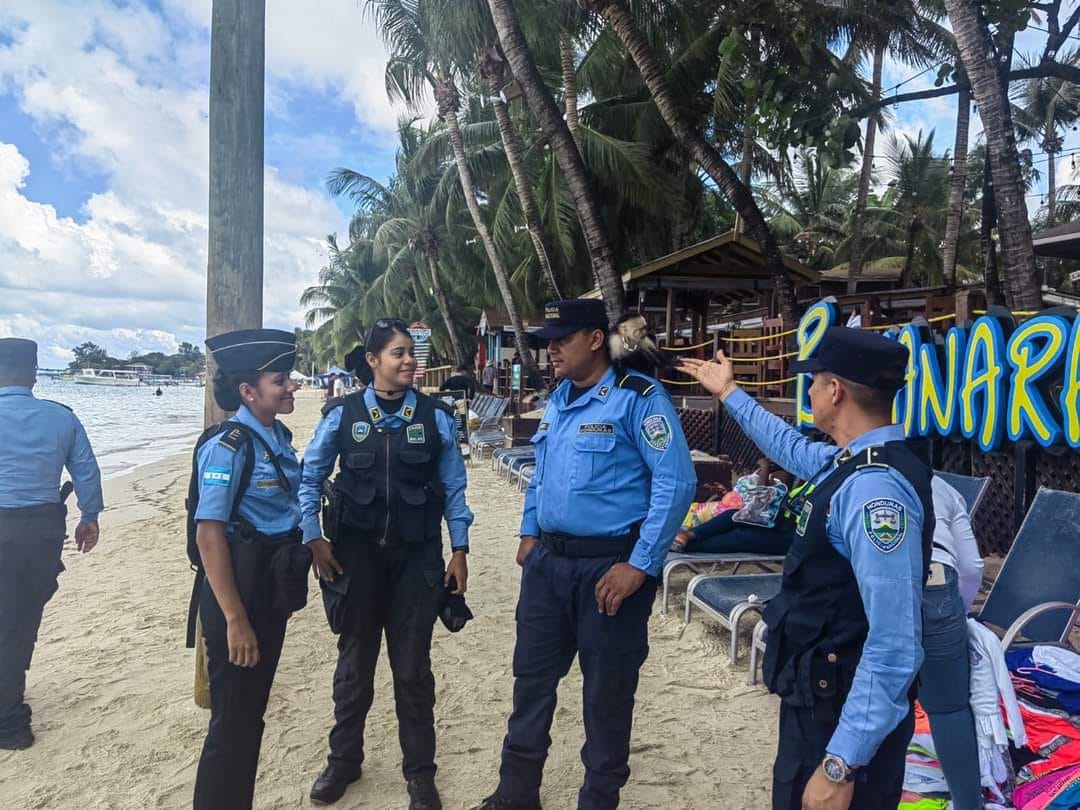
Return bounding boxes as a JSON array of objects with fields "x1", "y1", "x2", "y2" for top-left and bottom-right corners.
[
  {"x1": 299, "y1": 318, "x2": 474, "y2": 810},
  {"x1": 192, "y1": 328, "x2": 310, "y2": 810}
]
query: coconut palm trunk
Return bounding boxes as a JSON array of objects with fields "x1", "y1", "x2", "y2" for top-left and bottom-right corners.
[
  {"x1": 486, "y1": 0, "x2": 625, "y2": 322},
  {"x1": 581, "y1": 0, "x2": 797, "y2": 327},
  {"x1": 1044, "y1": 121, "x2": 1061, "y2": 226},
  {"x1": 944, "y1": 0, "x2": 1041, "y2": 310},
  {"x1": 560, "y1": 31, "x2": 584, "y2": 153},
  {"x1": 847, "y1": 39, "x2": 885, "y2": 294},
  {"x1": 942, "y1": 85, "x2": 970, "y2": 287},
  {"x1": 424, "y1": 253, "x2": 470, "y2": 368},
  {"x1": 435, "y1": 78, "x2": 543, "y2": 384}
]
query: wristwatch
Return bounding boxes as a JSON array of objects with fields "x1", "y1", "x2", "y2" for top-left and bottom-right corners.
[{"x1": 822, "y1": 754, "x2": 856, "y2": 783}]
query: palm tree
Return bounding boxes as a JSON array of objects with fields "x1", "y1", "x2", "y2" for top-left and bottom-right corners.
[
  {"x1": 942, "y1": 83, "x2": 970, "y2": 287},
  {"x1": 366, "y1": 0, "x2": 544, "y2": 381},
  {"x1": 1012, "y1": 48, "x2": 1080, "y2": 227},
  {"x1": 485, "y1": 0, "x2": 627, "y2": 321},
  {"x1": 574, "y1": 0, "x2": 799, "y2": 327},
  {"x1": 943, "y1": 0, "x2": 1041, "y2": 309},
  {"x1": 836, "y1": 0, "x2": 954, "y2": 293}
]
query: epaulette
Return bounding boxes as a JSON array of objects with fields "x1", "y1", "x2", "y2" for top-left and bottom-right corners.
[
  {"x1": 41, "y1": 399, "x2": 73, "y2": 412},
  {"x1": 617, "y1": 374, "x2": 658, "y2": 397},
  {"x1": 321, "y1": 397, "x2": 345, "y2": 416},
  {"x1": 217, "y1": 425, "x2": 248, "y2": 453}
]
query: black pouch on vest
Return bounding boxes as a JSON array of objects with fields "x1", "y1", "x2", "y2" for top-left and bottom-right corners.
[
  {"x1": 227, "y1": 533, "x2": 270, "y2": 612},
  {"x1": 321, "y1": 480, "x2": 341, "y2": 542},
  {"x1": 271, "y1": 542, "x2": 312, "y2": 614}
]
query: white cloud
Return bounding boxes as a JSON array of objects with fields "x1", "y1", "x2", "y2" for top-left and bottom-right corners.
[{"x1": 0, "y1": 1, "x2": 363, "y2": 361}]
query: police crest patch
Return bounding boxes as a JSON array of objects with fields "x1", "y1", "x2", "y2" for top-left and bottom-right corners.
[
  {"x1": 351, "y1": 422, "x2": 371, "y2": 443},
  {"x1": 641, "y1": 414, "x2": 672, "y2": 451},
  {"x1": 862, "y1": 498, "x2": 907, "y2": 552},
  {"x1": 406, "y1": 424, "x2": 426, "y2": 444}
]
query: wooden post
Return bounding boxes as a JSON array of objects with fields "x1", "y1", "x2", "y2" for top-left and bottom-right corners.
[
  {"x1": 197, "y1": 0, "x2": 266, "y2": 708},
  {"x1": 664, "y1": 288, "x2": 675, "y2": 346}
]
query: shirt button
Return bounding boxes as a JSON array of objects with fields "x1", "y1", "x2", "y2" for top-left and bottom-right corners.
[
  {"x1": 818, "y1": 679, "x2": 829, "y2": 689},
  {"x1": 827, "y1": 653, "x2": 838, "y2": 664}
]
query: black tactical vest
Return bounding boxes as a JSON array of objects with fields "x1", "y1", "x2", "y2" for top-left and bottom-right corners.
[
  {"x1": 761, "y1": 441, "x2": 934, "y2": 719},
  {"x1": 332, "y1": 391, "x2": 446, "y2": 546}
]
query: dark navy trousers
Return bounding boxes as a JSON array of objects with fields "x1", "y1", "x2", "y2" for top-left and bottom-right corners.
[{"x1": 498, "y1": 544, "x2": 657, "y2": 810}]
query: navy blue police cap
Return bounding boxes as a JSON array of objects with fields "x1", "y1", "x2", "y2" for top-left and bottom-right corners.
[
  {"x1": 0, "y1": 338, "x2": 37, "y2": 368},
  {"x1": 534, "y1": 299, "x2": 609, "y2": 340},
  {"x1": 206, "y1": 329, "x2": 297, "y2": 373},
  {"x1": 789, "y1": 326, "x2": 908, "y2": 392}
]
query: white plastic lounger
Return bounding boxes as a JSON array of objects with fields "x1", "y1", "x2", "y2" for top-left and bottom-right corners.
[{"x1": 684, "y1": 573, "x2": 783, "y2": 662}]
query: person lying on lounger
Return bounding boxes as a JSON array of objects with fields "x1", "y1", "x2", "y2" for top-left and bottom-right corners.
[{"x1": 671, "y1": 457, "x2": 795, "y2": 556}]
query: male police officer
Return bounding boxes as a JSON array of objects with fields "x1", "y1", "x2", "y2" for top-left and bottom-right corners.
[
  {"x1": 474, "y1": 300, "x2": 696, "y2": 810},
  {"x1": 0, "y1": 338, "x2": 103, "y2": 750},
  {"x1": 681, "y1": 327, "x2": 933, "y2": 810}
]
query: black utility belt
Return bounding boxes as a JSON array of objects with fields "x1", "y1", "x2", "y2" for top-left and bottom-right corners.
[
  {"x1": 0, "y1": 502, "x2": 66, "y2": 518},
  {"x1": 540, "y1": 531, "x2": 638, "y2": 559}
]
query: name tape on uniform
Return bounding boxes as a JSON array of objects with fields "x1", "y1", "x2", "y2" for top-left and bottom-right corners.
[{"x1": 578, "y1": 423, "x2": 614, "y2": 435}]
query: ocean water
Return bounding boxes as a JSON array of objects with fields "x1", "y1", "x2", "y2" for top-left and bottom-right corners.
[{"x1": 33, "y1": 379, "x2": 205, "y2": 479}]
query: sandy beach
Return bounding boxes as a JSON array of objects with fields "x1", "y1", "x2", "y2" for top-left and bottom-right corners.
[{"x1": 0, "y1": 390, "x2": 777, "y2": 809}]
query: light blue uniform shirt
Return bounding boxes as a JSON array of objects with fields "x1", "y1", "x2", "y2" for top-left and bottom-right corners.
[
  {"x1": 0, "y1": 386, "x2": 103, "y2": 522},
  {"x1": 723, "y1": 388, "x2": 924, "y2": 767},
  {"x1": 299, "y1": 388, "x2": 474, "y2": 549},
  {"x1": 193, "y1": 405, "x2": 302, "y2": 536},
  {"x1": 521, "y1": 368, "x2": 697, "y2": 577}
]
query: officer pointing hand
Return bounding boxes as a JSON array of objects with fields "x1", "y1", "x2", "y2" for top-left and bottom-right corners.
[{"x1": 677, "y1": 351, "x2": 736, "y2": 400}]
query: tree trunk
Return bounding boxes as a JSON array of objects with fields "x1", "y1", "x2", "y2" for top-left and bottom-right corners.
[
  {"x1": 560, "y1": 31, "x2": 583, "y2": 153},
  {"x1": 1046, "y1": 121, "x2": 1059, "y2": 227},
  {"x1": 945, "y1": 0, "x2": 1041, "y2": 310},
  {"x1": 981, "y1": 151, "x2": 1004, "y2": 305},
  {"x1": 900, "y1": 215, "x2": 920, "y2": 289},
  {"x1": 425, "y1": 255, "x2": 470, "y2": 368},
  {"x1": 437, "y1": 81, "x2": 544, "y2": 387},
  {"x1": 492, "y1": 94, "x2": 563, "y2": 297},
  {"x1": 942, "y1": 84, "x2": 970, "y2": 288},
  {"x1": 206, "y1": 0, "x2": 265, "y2": 427},
  {"x1": 487, "y1": 0, "x2": 625, "y2": 323},
  {"x1": 847, "y1": 39, "x2": 885, "y2": 295},
  {"x1": 583, "y1": 0, "x2": 798, "y2": 328}
]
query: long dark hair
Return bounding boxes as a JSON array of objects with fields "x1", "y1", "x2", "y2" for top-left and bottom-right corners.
[{"x1": 212, "y1": 368, "x2": 263, "y2": 411}]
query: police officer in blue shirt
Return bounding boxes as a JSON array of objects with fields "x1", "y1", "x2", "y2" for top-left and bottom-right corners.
[
  {"x1": 299, "y1": 319, "x2": 474, "y2": 810},
  {"x1": 0, "y1": 338, "x2": 103, "y2": 751},
  {"x1": 473, "y1": 300, "x2": 696, "y2": 810},
  {"x1": 681, "y1": 327, "x2": 934, "y2": 810},
  {"x1": 192, "y1": 328, "x2": 311, "y2": 810}
]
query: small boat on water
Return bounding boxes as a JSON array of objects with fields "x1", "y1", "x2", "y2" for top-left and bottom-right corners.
[{"x1": 74, "y1": 369, "x2": 142, "y2": 387}]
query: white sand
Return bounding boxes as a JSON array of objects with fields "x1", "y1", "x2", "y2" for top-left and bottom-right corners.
[{"x1": 0, "y1": 390, "x2": 777, "y2": 809}]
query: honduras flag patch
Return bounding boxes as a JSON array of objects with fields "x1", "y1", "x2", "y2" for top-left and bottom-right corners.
[{"x1": 862, "y1": 498, "x2": 907, "y2": 552}]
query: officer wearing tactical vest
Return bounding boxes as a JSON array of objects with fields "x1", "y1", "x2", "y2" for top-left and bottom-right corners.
[
  {"x1": 681, "y1": 328, "x2": 933, "y2": 810},
  {"x1": 473, "y1": 300, "x2": 696, "y2": 810},
  {"x1": 0, "y1": 338, "x2": 103, "y2": 751},
  {"x1": 299, "y1": 318, "x2": 474, "y2": 810}
]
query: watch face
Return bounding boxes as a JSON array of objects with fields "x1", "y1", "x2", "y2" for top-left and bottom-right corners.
[{"x1": 823, "y1": 757, "x2": 845, "y2": 782}]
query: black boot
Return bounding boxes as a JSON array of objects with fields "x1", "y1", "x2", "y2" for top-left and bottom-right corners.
[
  {"x1": 310, "y1": 764, "x2": 362, "y2": 805},
  {"x1": 407, "y1": 775, "x2": 442, "y2": 810},
  {"x1": 470, "y1": 793, "x2": 541, "y2": 810},
  {"x1": 0, "y1": 727, "x2": 33, "y2": 751}
]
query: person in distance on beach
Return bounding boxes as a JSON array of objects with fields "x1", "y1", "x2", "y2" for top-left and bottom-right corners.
[
  {"x1": 472, "y1": 300, "x2": 696, "y2": 810},
  {"x1": 0, "y1": 338, "x2": 103, "y2": 751},
  {"x1": 680, "y1": 328, "x2": 932, "y2": 810},
  {"x1": 299, "y1": 318, "x2": 474, "y2": 810},
  {"x1": 191, "y1": 329, "x2": 310, "y2": 810}
]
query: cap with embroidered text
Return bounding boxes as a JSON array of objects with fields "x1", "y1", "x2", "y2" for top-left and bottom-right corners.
[
  {"x1": 534, "y1": 299, "x2": 609, "y2": 340},
  {"x1": 206, "y1": 329, "x2": 297, "y2": 373},
  {"x1": 789, "y1": 326, "x2": 908, "y2": 391},
  {"x1": 0, "y1": 338, "x2": 37, "y2": 369}
]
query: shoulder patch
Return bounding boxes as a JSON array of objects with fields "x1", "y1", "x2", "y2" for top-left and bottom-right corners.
[
  {"x1": 203, "y1": 466, "x2": 232, "y2": 487},
  {"x1": 217, "y1": 426, "x2": 247, "y2": 453},
  {"x1": 641, "y1": 413, "x2": 672, "y2": 451},
  {"x1": 618, "y1": 374, "x2": 657, "y2": 397},
  {"x1": 321, "y1": 397, "x2": 345, "y2": 416},
  {"x1": 862, "y1": 498, "x2": 907, "y2": 553}
]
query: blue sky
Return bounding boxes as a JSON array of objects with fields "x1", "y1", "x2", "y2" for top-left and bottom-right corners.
[{"x1": 0, "y1": 0, "x2": 1076, "y2": 368}]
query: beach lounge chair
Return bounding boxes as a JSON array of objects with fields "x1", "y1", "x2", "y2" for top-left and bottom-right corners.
[
  {"x1": 977, "y1": 487, "x2": 1080, "y2": 650},
  {"x1": 683, "y1": 573, "x2": 783, "y2": 662},
  {"x1": 662, "y1": 551, "x2": 784, "y2": 613}
]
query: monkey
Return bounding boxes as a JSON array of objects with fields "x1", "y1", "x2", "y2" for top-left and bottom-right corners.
[{"x1": 607, "y1": 313, "x2": 677, "y2": 376}]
